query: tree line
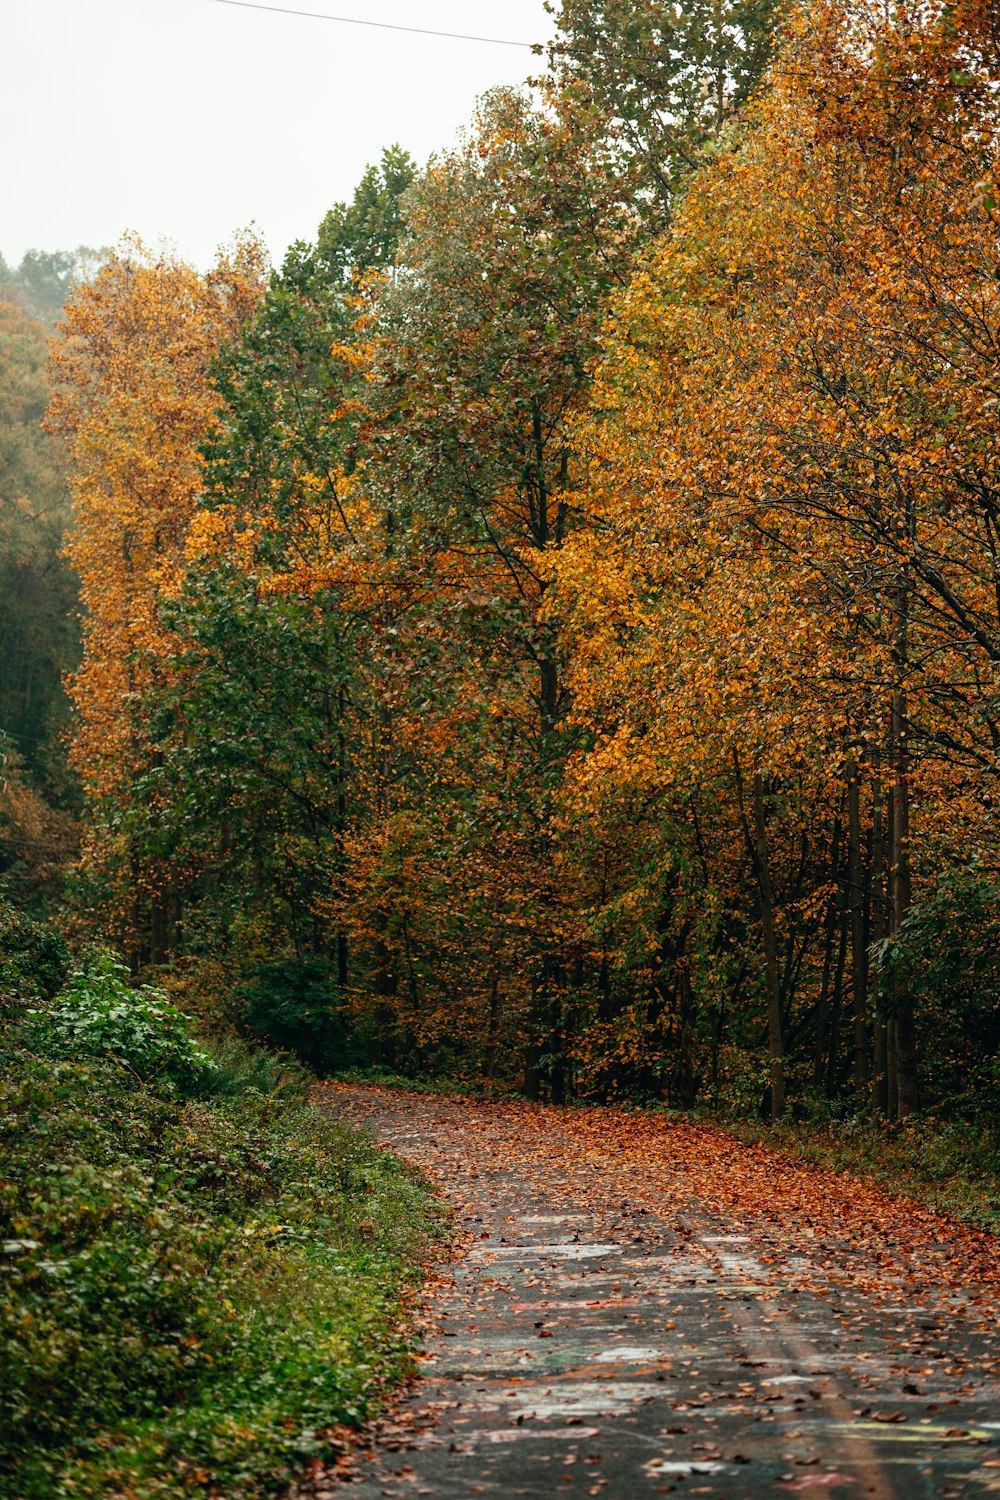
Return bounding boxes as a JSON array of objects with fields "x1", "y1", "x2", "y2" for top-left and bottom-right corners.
[{"x1": 51, "y1": 0, "x2": 1000, "y2": 1122}]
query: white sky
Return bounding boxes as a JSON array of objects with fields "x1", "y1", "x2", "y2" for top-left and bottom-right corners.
[{"x1": 3, "y1": 0, "x2": 555, "y2": 271}]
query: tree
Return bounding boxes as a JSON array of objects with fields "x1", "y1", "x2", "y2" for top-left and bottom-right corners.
[
  {"x1": 50, "y1": 239, "x2": 265, "y2": 955},
  {"x1": 0, "y1": 299, "x2": 78, "y2": 798},
  {"x1": 114, "y1": 156, "x2": 418, "y2": 1052},
  {"x1": 545, "y1": 0, "x2": 781, "y2": 216},
  {"x1": 551, "y1": 0, "x2": 1000, "y2": 1117},
  {"x1": 317, "y1": 145, "x2": 416, "y2": 285},
  {"x1": 0, "y1": 247, "x2": 109, "y2": 328},
  {"x1": 345, "y1": 88, "x2": 632, "y2": 1094}
]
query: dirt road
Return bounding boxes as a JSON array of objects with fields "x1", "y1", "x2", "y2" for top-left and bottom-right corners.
[{"x1": 317, "y1": 1085, "x2": 1000, "y2": 1499}]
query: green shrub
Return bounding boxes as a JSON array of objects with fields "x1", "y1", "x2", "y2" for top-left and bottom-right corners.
[
  {"x1": 197, "y1": 1031, "x2": 310, "y2": 1100},
  {"x1": 871, "y1": 866, "x2": 1000, "y2": 1121},
  {"x1": 237, "y1": 956, "x2": 345, "y2": 1071},
  {"x1": 28, "y1": 950, "x2": 217, "y2": 1093},
  {"x1": 0, "y1": 979, "x2": 441, "y2": 1500},
  {"x1": 0, "y1": 902, "x2": 70, "y2": 1010}
]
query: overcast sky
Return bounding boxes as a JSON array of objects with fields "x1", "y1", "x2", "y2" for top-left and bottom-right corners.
[{"x1": 4, "y1": 0, "x2": 554, "y2": 271}]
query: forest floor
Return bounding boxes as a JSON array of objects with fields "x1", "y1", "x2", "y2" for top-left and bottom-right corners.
[{"x1": 310, "y1": 1084, "x2": 1000, "y2": 1500}]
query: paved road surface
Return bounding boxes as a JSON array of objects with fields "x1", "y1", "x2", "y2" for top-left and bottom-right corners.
[{"x1": 315, "y1": 1085, "x2": 1000, "y2": 1500}]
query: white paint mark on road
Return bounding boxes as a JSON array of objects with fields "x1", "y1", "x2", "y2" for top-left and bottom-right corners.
[
  {"x1": 645, "y1": 1458, "x2": 727, "y2": 1476},
  {"x1": 594, "y1": 1346, "x2": 667, "y2": 1364},
  {"x1": 471, "y1": 1242, "x2": 623, "y2": 1261},
  {"x1": 502, "y1": 1380, "x2": 670, "y2": 1418}
]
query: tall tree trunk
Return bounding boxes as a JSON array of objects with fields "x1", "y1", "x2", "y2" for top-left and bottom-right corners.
[
  {"x1": 549, "y1": 995, "x2": 566, "y2": 1105},
  {"x1": 150, "y1": 894, "x2": 169, "y2": 966},
  {"x1": 891, "y1": 610, "x2": 918, "y2": 1117},
  {"x1": 529, "y1": 625, "x2": 562, "y2": 1100},
  {"x1": 870, "y1": 773, "x2": 890, "y2": 1116},
  {"x1": 752, "y1": 772, "x2": 785, "y2": 1120},
  {"x1": 373, "y1": 940, "x2": 397, "y2": 1068},
  {"x1": 874, "y1": 1020, "x2": 889, "y2": 1117},
  {"x1": 825, "y1": 912, "x2": 848, "y2": 1098},
  {"x1": 812, "y1": 881, "x2": 839, "y2": 1087},
  {"x1": 336, "y1": 689, "x2": 349, "y2": 994},
  {"x1": 846, "y1": 754, "x2": 870, "y2": 1104},
  {"x1": 485, "y1": 964, "x2": 500, "y2": 1084},
  {"x1": 523, "y1": 1030, "x2": 542, "y2": 1101}
]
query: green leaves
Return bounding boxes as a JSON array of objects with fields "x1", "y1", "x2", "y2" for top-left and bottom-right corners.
[
  {"x1": 29, "y1": 950, "x2": 216, "y2": 1092},
  {"x1": 870, "y1": 870, "x2": 1000, "y2": 1120},
  {"x1": 317, "y1": 144, "x2": 417, "y2": 286},
  {"x1": 547, "y1": 0, "x2": 781, "y2": 216},
  {"x1": 1, "y1": 990, "x2": 440, "y2": 1498}
]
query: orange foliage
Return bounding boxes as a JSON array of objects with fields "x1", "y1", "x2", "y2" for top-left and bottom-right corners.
[
  {"x1": 550, "y1": 0, "x2": 1000, "y2": 1109},
  {"x1": 49, "y1": 239, "x2": 265, "y2": 931}
]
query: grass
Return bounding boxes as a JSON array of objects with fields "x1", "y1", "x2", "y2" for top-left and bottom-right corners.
[{"x1": 0, "y1": 991, "x2": 444, "y2": 1500}]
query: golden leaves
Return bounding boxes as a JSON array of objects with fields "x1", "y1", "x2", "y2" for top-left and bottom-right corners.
[{"x1": 52, "y1": 241, "x2": 265, "y2": 911}]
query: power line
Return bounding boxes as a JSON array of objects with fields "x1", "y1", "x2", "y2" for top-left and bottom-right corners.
[{"x1": 210, "y1": 0, "x2": 534, "y2": 48}]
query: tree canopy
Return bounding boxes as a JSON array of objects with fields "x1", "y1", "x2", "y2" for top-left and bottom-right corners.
[{"x1": 47, "y1": 0, "x2": 1000, "y2": 1123}]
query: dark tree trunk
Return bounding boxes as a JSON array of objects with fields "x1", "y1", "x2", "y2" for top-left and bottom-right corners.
[
  {"x1": 891, "y1": 684, "x2": 918, "y2": 1117},
  {"x1": 752, "y1": 772, "x2": 785, "y2": 1119},
  {"x1": 846, "y1": 756, "x2": 870, "y2": 1104},
  {"x1": 485, "y1": 965, "x2": 500, "y2": 1084},
  {"x1": 825, "y1": 912, "x2": 848, "y2": 1099},
  {"x1": 870, "y1": 774, "x2": 890, "y2": 1117}
]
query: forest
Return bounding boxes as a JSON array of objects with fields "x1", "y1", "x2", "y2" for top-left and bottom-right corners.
[
  {"x1": 3, "y1": 0, "x2": 1000, "y2": 1493},
  {"x1": 34, "y1": 0, "x2": 999, "y2": 1124}
]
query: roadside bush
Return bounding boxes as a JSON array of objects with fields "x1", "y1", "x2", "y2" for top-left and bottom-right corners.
[
  {"x1": 0, "y1": 959, "x2": 440, "y2": 1500},
  {"x1": 238, "y1": 956, "x2": 346, "y2": 1071},
  {"x1": 197, "y1": 1031, "x2": 309, "y2": 1100},
  {"x1": 27, "y1": 949, "x2": 217, "y2": 1093}
]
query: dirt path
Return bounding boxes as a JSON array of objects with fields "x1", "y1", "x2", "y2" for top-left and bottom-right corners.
[{"x1": 316, "y1": 1085, "x2": 1000, "y2": 1499}]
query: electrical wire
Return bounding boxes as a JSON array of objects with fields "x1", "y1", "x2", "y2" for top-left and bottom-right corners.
[{"x1": 210, "y1": 0, "x2": 535, "y2": 48}]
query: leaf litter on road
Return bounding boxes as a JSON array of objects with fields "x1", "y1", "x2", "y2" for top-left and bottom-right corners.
[{"x1": 299, "y1": 1086, "x2": 1000, "y2": 1500}]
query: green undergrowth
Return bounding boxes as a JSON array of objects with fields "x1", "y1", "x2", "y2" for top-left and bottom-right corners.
[
  {"x1": 721, "y1": 1112, "x2": 1000, "y2": 1236},
  {"x1": 0, "y1": 951, "x2": 444, "y2": 1500}
]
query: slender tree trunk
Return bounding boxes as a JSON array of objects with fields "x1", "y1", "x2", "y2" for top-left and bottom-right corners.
[
  {"x1": 814, "y1": 814, "x2": 843, "y2": 1085},
  {"x1": 870, "y1": 773, "x2": 890, "y2": 1116},
  {"x1": 887, "y1": 1015, "x2": 899, "y2": 1122},
  {"x1": 813, "y1": 886, "x2": 838, "y2": 1086},
  {"x1": 335, "y1": 689, "x2": 349, "y2": 993},
  {"x1": 874, "y1": 1021, "x2": 889, "y2": 1116},
  {"x1": 549, "y1": 995, "x2": 566, "y2": 1105},
  {"x1": 529, "y1": 619, "x2": 562, "y2": 1099},
  {"x1": 825, "y1": 912, "x2": 848, "y2": 1098},
  {"x1": 150, "y1": 896, "x2": 169, "y2": 966},
  {"x1": 752, "y1": 772, "x2": 785, "y2": 1119},
  {"x1": 523, "y1": 1029, "x2": 542, "y2": 1101},
  {"x1": 846, "y1": 754, "x2": 870, "y2": 1104},
  {"x1": 485, "y1": 964, "x2": 500, "y2": 1084},
  {"x1": 891, "y1": 675, "x2": 918, "y2": 1117},
  {"x1": 374, "y1": 942, "x2": 397, "y2": 1068},
  {"x1": 712, "y1": 988, "x2": 725, "y2": 1095}
]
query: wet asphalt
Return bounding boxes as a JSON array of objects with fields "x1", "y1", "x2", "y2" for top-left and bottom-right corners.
[{"x1": 313, "y1": 1086, "x2": 1000, "y2": 1500}]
